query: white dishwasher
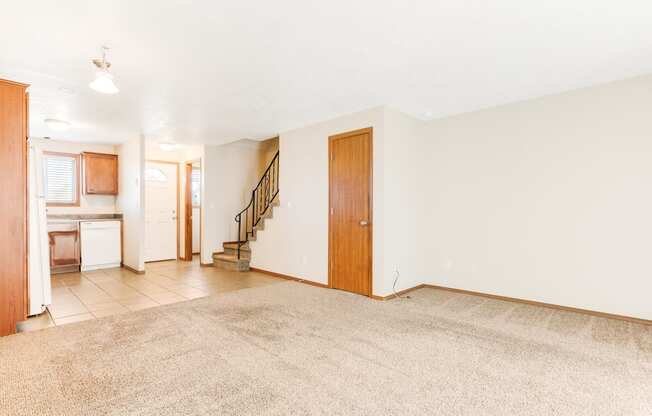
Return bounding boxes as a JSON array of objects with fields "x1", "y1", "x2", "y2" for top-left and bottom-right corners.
[{"x1": 80, "y1": 221, "x2": 122, "y2": 271}]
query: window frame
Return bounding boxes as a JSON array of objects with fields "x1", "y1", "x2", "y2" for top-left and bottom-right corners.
[
  {"x1": 191, "y1": 167, "x2": 201, "y2": 208},
  {"x1": 43, "y1": 151, "x2": 81, "y2": 207},
  {"x1": 144, "y1": 166, "x2": 168, "y2": 182}
]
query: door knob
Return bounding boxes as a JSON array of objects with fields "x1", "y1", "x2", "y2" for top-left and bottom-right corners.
[{"x1": 359, "y1": 220, "x2": 369, "y2": 226}]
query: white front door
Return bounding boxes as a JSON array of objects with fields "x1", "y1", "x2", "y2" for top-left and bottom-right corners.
[{"x1": 145, "y1": 162, "x2": 178, "y2": 262}]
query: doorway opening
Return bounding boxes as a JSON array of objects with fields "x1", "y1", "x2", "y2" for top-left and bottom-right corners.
[{"x1": 184, "y1": 161, "x2": 201, "y2": 261}]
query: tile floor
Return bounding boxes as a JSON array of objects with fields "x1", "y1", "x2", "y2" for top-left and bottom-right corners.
[{"x1": 17, "y1": 256, "x2": 283, "y2": 333}]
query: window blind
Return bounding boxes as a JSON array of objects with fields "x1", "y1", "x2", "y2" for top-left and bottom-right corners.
[{"x1": 44, "y1": 154, "x2": 77, "y2": 204}]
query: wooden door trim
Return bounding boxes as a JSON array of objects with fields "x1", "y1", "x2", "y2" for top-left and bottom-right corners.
[
  {"x1": 145, "y1": 160, "x2": 180, "y2": 261},
  {"x1": 328, "y1": 127, "x2": 373, "y2": 297},
  {"x1": 184, "y1": 163, "x2": 193, "y2": 260},
  {"x1": 198, "y1": 160, "x2": 203, "y2": 260},
  {"x1": 24, "y1": 92, "x2": 29, "y2": 319}
]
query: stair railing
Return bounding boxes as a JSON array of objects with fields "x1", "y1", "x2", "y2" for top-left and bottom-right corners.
[{"x1": 234, "y1": 150, "x2": 279, "y2": 259}]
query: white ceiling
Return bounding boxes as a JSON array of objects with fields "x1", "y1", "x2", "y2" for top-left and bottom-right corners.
[{"x1": 2, "y1": 0, "x2": 652, "y2": 144}]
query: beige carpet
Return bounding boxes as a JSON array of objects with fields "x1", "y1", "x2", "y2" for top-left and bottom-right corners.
[{"x1": 1, "y1": 281, "x2": 651, "y2": 415}]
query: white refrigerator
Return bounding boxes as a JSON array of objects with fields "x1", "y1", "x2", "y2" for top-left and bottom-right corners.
[{"x1": 28, "y1": 141, "x2": 52, "y2": 316}]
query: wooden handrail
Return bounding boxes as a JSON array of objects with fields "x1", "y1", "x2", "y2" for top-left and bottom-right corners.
[{"x1": 234, "y1": 151, "x2": 279, "y2": 258}]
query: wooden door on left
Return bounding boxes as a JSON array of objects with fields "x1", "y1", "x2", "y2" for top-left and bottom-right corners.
[{"x1": 0, "y1": 79, "x2": 29, "y2": 336}]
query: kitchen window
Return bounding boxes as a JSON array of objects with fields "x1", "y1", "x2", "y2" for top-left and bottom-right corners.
[{"x1": 44, "y1": 152, "x2": 81, "y2": 206}]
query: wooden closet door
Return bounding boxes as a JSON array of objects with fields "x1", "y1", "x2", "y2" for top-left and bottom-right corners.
[
  {"x1": 328, "y1": 128, "x2": 373, "y2": 296},
  {"x1": 0, "y1": 79, "x2": 28, "y2": 336}
]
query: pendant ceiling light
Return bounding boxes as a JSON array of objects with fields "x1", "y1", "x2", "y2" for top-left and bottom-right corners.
[{"x1": 89, "y1": 46, "x2": 119, "y2": 94}]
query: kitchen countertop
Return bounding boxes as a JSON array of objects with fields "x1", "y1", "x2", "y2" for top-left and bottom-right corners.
[{"x1": 47, "y1": 214, "x2": 123, "y2": 223}]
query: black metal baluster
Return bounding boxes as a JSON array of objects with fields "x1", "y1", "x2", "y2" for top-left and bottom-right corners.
[
  {"x1": 236, "y1": 214, "x2": 241, "y2": 259},
  {"x1": 265, "y1": 173, "x2": 269, "y2": 207},
  {"x1": 231, "y1": 151, "x2": 279, "y2": 256}
]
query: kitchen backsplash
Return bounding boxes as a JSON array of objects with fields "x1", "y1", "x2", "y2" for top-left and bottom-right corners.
[{"x1": 45, "y1": 194, "x2": 117, "y2": 215}]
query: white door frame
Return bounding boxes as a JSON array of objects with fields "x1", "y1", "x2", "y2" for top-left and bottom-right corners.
[{"x1": 145, "y1": 160, "x2": 179, "y2": 262}]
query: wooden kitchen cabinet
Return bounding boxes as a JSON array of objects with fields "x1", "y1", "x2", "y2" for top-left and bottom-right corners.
[
  {"x1": 83, "y1": 152, "x2": 118, "y2": 195},
  {"x1": 0, "y1": 79, "x2": 29, "y2": 336},
  {"x1": 48, "y1": 231, "x2": 81, "y2": 273}
]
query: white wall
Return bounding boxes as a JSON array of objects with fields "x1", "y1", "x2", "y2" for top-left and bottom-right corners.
[
  {"x1": 31, "y1": 138, "x2": 117, "y2": 215},
  {"x1": 116, "y1": 136, "x2": 145, "y2": 271},
  {"x1": 258, "y1": 137, "x2": 279, "y2": 175},
  {"x1": 248, "y1": 75, "x2": 652, "y2": 319},
  {"x1": 418, "y1": 74, "x2": 652, "y2": 320},
  {"x1": 381, "y1": 108, "x2": 431, "y2": 295},
  {"x1": 202, "y1": 140, "x2": 273, "y2": 264},
  {"x1": 250, "y1": 107, "x2": 386, "y2": 292}
]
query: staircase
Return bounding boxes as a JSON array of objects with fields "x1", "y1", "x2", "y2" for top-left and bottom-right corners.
[{"x1": 213, "y1": 151, "x2": 279, "y2": 271}]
